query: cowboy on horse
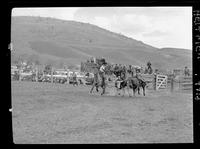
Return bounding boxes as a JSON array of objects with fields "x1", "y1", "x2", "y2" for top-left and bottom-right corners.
[
  {"x1": 90, "y1": 58, "x2": 107, "y2": 95},
  {"x1": 98, "y1": 60, "x2": 107, "y2": 95}
]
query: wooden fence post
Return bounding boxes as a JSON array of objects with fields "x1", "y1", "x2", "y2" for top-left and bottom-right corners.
[
  {"x1": 154, "y1": 74, "x2": 156, "y2": 90},
  {"x1": 67, "y1": 70, "x2": 70, "y2": 84},
  {"x1": 51, "y1": 67, "x2": 53, "y2": 83},
  {"x1": 178, "y1": 79, "x2": 181, "y2": 91},
  {"x1": 19, "y1": 68, "x2": 22, "y2": 81},
  {"x1": 170, "y1": 77, "x2": 174, "y2": 92},
  {"x1": 35, "y1": 67, "x2": 38, "y2": 82},
  {"x1": 42, "y1": 69, "x2": 44, "y2": 82}
]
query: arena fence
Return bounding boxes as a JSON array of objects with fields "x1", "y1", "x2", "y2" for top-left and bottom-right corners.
[
  {"x1": 175, "y1": 76, "x2": 192, "y2": 91},
  {"x1": 155, "y1": 74, "x2": 168, "y2": 90},
  {"x1": 141, "y1": 74, "x2": 156, "y2": 90},
  {"x1": 12, "y1": 66, "x2": 192, "y2": 92},
  {"x1": 141, "y1": 74, "x2": 168, "y2": 91},
  {"x1": 141, "y1": 74, "x2": 192, "y2": 92}
]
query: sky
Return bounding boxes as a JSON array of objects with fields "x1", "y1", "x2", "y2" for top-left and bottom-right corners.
[{"x1": 12, "y1": 7, "x2": 192, "y2": 50}]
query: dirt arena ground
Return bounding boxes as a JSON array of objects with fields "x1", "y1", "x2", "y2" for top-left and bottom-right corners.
[{"x1": 11, "y1": 81, "x2": 193, "y2": 144}]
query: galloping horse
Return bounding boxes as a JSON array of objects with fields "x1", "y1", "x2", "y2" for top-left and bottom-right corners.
[
  {"x1": 90, "y1": 66, "x2": 107, "y2": 95},
  {"x1": 90, "y1": 71, "x2": 100, "y2": 93}
]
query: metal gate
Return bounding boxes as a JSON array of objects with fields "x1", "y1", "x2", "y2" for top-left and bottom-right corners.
[{"x1": 156, "y1": 74, "x2": 168, "y2": 90}]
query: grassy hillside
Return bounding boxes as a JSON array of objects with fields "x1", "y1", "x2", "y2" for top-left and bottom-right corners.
[{"x1": 11, "y1": 16, "x2": 192, "y2": 70}]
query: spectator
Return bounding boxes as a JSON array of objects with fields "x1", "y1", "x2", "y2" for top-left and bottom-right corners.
[
  {"x1": 72, "y1": 72, "x2": 77, "y2": 86},
  {"x1": 184, "y1": 66, "x2": 190, "y2": 76}
]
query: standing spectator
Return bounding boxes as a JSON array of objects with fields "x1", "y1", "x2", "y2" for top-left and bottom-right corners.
[
  {"x1": 99, "y1": 61, "x2": 107, "y2": 95},
  {"x1": 72, "y1": 72, "x2": 78, "y2": 86},
  {"x1": 147, "y1": 61, "x2": 153, "y2": 74},
  {"x1": 154, "y1": 69, "x2": 159, "y2": 74},
  {"x1": 184, "y1": 66, "x2": 190, "y2": 76}
]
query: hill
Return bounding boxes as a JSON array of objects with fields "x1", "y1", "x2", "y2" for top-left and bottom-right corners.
[{"x1": 11, "y1": 16, "x2": 192, "y2": 71}]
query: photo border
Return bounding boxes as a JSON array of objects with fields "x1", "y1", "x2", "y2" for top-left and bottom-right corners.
[{"x1": 7, "y1": 0, "x2": 200, "y2": 147}]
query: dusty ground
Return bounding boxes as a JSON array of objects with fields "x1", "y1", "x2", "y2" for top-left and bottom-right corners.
[{"x1": 11, "y1": 81, "x2": 193, "y2": 144}]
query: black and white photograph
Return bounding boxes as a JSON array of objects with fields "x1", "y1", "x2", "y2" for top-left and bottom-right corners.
[{"x1": 10, "y1": 7, "x2": 193, "y2": 143}]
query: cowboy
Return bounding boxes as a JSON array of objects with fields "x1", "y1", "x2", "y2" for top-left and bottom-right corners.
[
  {"x1": 147, "y1": 61, "x2": 153, "y2": 74},
  {"x1": 98, "y1": 61, "x2": 107, "y2": 95},
  {"x1": 115, "y1": 76, "x2": 123, "y2": 89},
  {"x1": 147, "y1": 61, "x2": 151, "y2": 69},
  {"x1": 113, "y1": 64, "x2": 119, "y2": 77},
  {"x1": 72, "y1": 72, "x2": 77, "y2": 86},
  {"x1": 184, "y1": 66, "x2": 190, "y2": 76},
  {"x1": 99, "y1": 62, "x2": 107, "y2": 80},
  {"x1": 93, "y1": 67, "x2": 99, "y2": 85},
  {"x1": 100, "y1": 62, "x2": 106, "y2": 73}
]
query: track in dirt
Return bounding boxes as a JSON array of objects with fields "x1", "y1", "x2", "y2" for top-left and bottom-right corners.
[{"x1": 11, "y1": 81, "x2": 193, "y2": 143}]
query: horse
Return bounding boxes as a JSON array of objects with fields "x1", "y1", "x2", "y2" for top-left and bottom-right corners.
[
  {"x1": 116, "y1": 76, "x2": 146, "y2": 97},
  {"x1": 90, "y1": 68, "x2": 106, "y2": 95},
  {"x1": 90, "y1": 72, "x2": 100, "y2": 93},
  {"x1": 115, "y1": 77, "x2": 127, "y2": 96},
  {"x1": 135, "y1": 75, "x2": 146, "y2": 96},
  {"x1": 114, "y1": 68, "x2": 146, "y2": 97}
]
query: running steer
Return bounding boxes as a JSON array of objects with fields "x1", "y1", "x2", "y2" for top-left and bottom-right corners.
[{"x1": 115, "y1": 77, "x2": 146, "y2": 97}]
